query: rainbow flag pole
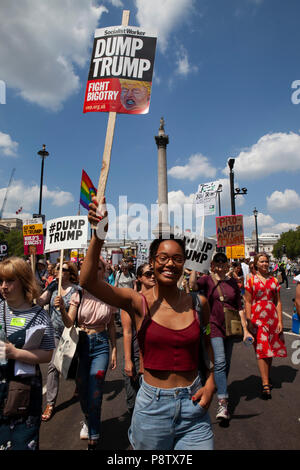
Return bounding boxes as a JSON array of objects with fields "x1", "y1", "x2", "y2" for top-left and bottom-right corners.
[{"x1": 80, "y1": 169, "x2": 97, "y2": 211}]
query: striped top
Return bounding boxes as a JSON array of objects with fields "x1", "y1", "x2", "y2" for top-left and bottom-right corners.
[{"x1": 0, "y1": 300, "x2": 55, "y2": 351}]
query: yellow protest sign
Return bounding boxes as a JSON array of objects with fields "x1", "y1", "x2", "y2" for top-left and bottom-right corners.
[{"x1": 226, "y1": 245, "x2": 245, "y2": 259}]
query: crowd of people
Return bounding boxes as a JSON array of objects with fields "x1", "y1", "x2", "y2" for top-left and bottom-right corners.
[{"x1": 0, "y1": 201, "x2": 298, "y2": 450}]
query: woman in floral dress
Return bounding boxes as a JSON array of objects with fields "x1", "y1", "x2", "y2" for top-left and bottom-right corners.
[{"x1": 244, "y1": 252, "x2": 287, "y2": 399}]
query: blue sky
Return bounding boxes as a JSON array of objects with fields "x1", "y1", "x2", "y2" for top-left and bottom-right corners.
[{"x1": 0, "y1": 0, "x2": 300, "y2": 240}]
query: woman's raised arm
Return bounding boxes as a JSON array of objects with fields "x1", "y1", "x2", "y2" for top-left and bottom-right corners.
[{"x1": 79, "y1": 197, "x2": 141, "y2": 317}]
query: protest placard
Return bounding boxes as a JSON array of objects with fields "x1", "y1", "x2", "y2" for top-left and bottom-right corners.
[
  {"x1": 174, "y1": 230, "x2": 216, "y2": 272},
  {"x1": 44, "y1": 216, "x2": 88, "y2": 253},
  {"x1": 216, "y1": 215, "x2": 244, "y2": 247},
  {"x1": 194, "y1": 180, "x2": 220, "y2": 216},
  {"x1": 23, "y1": 219, "x2": 44, "y2": 256},
  {"x1": 0, "y1": 241, "x2": 8, "y2": 260},
  {"x1": 226, "y1": 244, "x2": 245, "y2": 259},
  {"x1": 83, "y1": 25, "x2": 157, "y2": 115},
  {"x1": 136, "y1": 240, "x2": 151, "y2": 270},
  {"x1": 83, "y1": 11, "x2": 157, "y2": 229}
]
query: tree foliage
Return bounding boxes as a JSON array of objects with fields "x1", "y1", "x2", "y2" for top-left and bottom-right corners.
[
  {"x1": 273, "y1": 226, "x2": 300, "y2": 260},
  {"x1": 0, "y1": 229, "x2": 24, "y2": 258}
]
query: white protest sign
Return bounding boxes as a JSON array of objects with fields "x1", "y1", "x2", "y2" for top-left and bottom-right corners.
[
  {"x1": 136, "y1": 240, "x2": 151, "y2": 270},
  {"x1": 44, "y1": 216, "x2": 88, "y2": 253},
  {"x1": 194, "y1": 180, "x2": 220, "y2": 216},
  {"x1": 174, "y1": 230, "x2": 216, "y2": 272}
]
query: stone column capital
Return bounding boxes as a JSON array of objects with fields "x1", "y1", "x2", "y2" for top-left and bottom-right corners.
[{"x1": 155, "y1": 134, "x2": 169, "y2": 148}]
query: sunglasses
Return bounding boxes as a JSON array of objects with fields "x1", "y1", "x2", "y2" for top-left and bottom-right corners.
[{"x1": 142, "y1": 271, "x2": 154, "y2": 278}]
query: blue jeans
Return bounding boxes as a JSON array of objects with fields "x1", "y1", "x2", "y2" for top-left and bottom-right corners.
[
  {"x1": 211, "y1": 336, "x2": 235, "y2": 399},
  {"x1": 128, "y1": 375, "x2": 214, "y2": 450},
  {"x1": 76, "y1": 331, "x2": 109, "y2": 440}
]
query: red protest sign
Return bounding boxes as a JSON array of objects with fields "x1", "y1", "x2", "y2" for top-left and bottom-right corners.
[{"x1": 216, "y1": 215, "x2": 244, "y2": 247}]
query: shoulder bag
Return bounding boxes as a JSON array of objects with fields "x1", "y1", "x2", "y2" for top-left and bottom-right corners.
[
  {"x1": 210, "y1": 274, "x2": 243, "y2": 337},
  {"x1": 2, "y1": 303, "x2": 41, "y2": 417},
  {"x1": 53, "y1": 289, "x2": 82, "y2": 380}
]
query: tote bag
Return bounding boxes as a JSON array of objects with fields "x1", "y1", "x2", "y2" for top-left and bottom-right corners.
[{"x1": 53, "y1": 325, "x2": 80, "y2": 379}]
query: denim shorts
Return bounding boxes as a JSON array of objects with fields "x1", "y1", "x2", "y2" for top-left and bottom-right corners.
[{"x1": 128, "y1": 375, "x2": 214, "y2": 450}]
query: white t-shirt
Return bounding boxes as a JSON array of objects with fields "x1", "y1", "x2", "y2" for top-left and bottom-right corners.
[{"x1": 241, "y1": 262, "x2": 250, "y2": 286}]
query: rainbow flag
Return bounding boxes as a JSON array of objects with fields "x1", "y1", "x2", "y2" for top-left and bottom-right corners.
[{"x1": 80, "y1": 169, "x2": 97, "y2": 211}]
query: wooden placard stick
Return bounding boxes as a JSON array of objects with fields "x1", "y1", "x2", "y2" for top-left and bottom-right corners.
[
  {"x1": 30, "y1": 253, "x2": 36, "y2": 275},
  {"x1": 58, "y1": 249, "x2": 64, "y2": 296},
  {"x1": 92, "y1": 9, "x2": 130, "y2": 228}
]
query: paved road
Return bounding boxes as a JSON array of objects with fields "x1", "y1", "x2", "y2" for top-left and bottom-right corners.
[{"x1": 39, "y1": 278, "x2": 300, "y2": 451}]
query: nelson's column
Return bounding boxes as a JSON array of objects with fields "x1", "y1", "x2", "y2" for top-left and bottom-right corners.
[{"x1": 153, "y1": 117, "x2": 173, "y2": 238}]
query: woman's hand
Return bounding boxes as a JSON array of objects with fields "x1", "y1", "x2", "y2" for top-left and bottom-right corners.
[
  {"x1": 110, "y1": 347, "x2": 117, "y2": 370},
  {"x1": 243, "y1": 330, "x2": 255, "y2": 343},
  {"x1": 124, "y1": 358, "x2": 134, "y2": 377},
  {"x1": 89, "y1": 196, "x2": 108, "y2": 240},
  {"x1": 5, "y1": 342, "x2": 18, "y2": 360},
  {"x1": 276, "y1": 321, "x2": 283, "y2": 334},
  {"x1": 54, "y1": 295, "x2": 64, "y2": 311},
  {"x1": 192, "y1": 383, "x2": 215, "y2": 410}
]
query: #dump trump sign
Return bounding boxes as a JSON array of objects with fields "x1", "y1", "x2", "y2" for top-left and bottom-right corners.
[{"x1": 44, "y1": 216, "x2": 88, "y2": 253}]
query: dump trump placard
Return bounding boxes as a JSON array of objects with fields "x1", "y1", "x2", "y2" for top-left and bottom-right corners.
[
  {"x1": 45, "y1": 216, "x2": 88, "y2": 253},
  {"x1": 216, "y1": 215, "x2": 244, "y2": 247},
  {"x1": 83, "y1": 25, "x2": 157, "y2": 114},
  {"x1": 174, "y1": 230, "x2": 216, "y2": 272}
]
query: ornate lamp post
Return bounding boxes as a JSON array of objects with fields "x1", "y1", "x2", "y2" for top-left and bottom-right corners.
[
  {"x1": 216, "y1": 184, "x2": 223, "y2": 216},
  {"x1": 253, "y1": 207, "x2": 259, "y2": 253},
  {"x1": 37, "y1": 144, "x2": 49, "y2": 221},
  {"x1": 228, "y1": 158, "x2": 247, "y2": 215}
]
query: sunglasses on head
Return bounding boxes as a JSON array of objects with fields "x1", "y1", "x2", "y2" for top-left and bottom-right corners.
[{"x1": 62, "y1": 268, "x2": 69, "y2": 273}]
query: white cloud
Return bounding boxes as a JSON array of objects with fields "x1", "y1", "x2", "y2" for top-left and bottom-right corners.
[
  {"x1": 222, "y1": 131, "x2": 300, "y2": 180},
  {"x1": 107, "y1": 0, "x2": 123, "y2": 6},
  {"x1": 135, "y1": 0, "x2": 194, "y2": 52},
  {"x1": 168, "y1": 154, "x2": 217, "y2": 181},
  {"x1": 0, "y1": 1, "x2": 107, "y2": 110},
  {"x1": 0, "y1": 180, "x2": 74, "y2": 217},
  {"x1": 243, "y1": 212, "x2": 298, "y2": 235},
  {"x1": 168, "y1": 190, "x2": 195, "y2": 206},
  {"x1": 243, "y1": 212, "x2": 275, "y2": 229},
  {"x1": 0, "y1": 132, "x2": 18, "y2": 157},
  {"x1": 267, "y1": 189, "x2": 300, "y2": 212},
  {"x1": 175, "y1": 45, "x2": 198, "y2": 77},
  {"x1": 270, "y1": 223, "x2": 298, "y2": 233}
]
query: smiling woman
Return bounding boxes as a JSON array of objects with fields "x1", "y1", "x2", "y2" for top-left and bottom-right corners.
[{"x1": 80, "y1": 196, "x2": 216, "y2": 451}]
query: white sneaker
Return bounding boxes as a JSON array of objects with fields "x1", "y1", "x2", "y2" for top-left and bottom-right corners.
[
  {"x1": 80, "y1": 421, "x2": 89, "y2": 440},
  {"x1": 216, "y1": 399, "x2": 230, "y2": 420}
]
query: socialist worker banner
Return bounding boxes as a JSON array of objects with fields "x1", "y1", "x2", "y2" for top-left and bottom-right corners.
[{"x1": 83, "y1": 25, "x2": 157, "y2": 115}]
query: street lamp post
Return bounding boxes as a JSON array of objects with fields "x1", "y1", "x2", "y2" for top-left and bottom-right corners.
[
  {"x1": 227, "y1": 158, "x2": 248, "y2": 215},
  {"x1": 228, "y1": 158, "x2": 236, "y2": 215},
  {"x1": 37, "y1": 144, "x2": 49, "y2": 220},
  {"x1": 216, "y1": 184, "x2": 223, "y2": 216},
  {"x1": 253, "y1": 207, "x2": 259, "y2": 253}
]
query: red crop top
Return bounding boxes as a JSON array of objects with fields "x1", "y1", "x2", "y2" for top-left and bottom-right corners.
[{"x1": 137, "y1": 294, "x2": 201, "y2": 371}]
